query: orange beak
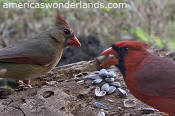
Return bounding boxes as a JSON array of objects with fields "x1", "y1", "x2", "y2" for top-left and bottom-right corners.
[
  {"x1": 68, "y1": 36, "x2": 81, "y2": 47},
  {"x1": 100, "y1": 47, "x2": 119, "y2": 67}
]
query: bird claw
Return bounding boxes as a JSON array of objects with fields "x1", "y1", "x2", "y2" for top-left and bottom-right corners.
[{"x1": 15, "y1": 80, "x2": 33, "y2": 91}]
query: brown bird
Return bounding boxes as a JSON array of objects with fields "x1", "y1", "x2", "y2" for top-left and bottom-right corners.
[
  {"x1": 0, "y1": 12, "x2": 81, "y2": 87},
  {"x1": 100, "y1": 41, "x2": 175, "y2": 115}
]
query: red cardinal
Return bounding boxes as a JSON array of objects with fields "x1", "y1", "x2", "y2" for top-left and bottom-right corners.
[
  {"x1": 100, "y1": 41, "x2": 175, "y2": 115},
  {"x1": 0, "y1": 12, "x2": 81, "y2": 87}
]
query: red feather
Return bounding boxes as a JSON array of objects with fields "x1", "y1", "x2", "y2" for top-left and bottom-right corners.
[{"x1": 100, "y1": 41, "x2": 175, "y2": 115}]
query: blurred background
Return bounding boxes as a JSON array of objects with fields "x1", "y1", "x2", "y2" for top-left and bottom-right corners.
[{"x1": 0, "y1": 0, "x2": 175, "y2": 87}]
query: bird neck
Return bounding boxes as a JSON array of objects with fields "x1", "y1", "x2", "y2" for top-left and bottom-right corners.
[{"x1": 117, "y1": 50, "x2": 152, "y2": 77}]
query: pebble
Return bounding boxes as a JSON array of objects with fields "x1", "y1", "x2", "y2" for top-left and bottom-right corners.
[
  {"x1": 110, "y1": 82, "x2": 121, "y2": 87},
  {"x1": 88, "y1": 75, "x2": 102, "y2": 80},
  {"x1": 105, "y1": 78, "x2": 115, "y2": 82},
  {"x1": 92, "y1": 101, "x2": 108, "y2": 110},
  {"x1": 123, "y1": 99, "x2": 136, "y2": 108},
  {"x1": 99, "y1": 69, "x2": 108, "y2": 77},
  {"x1": 101, "y1": 83, "x2": 110, "y2": 92},
  {"x1": 92, "y1": 79, "x2": 103, "y2": 84},
  {"x1": 117, "y1": 88, "x2": 127, "y2": 98},
  {"x1": 107, "y1": 86, "x2": 116, "y2": 94},
  {"x1": 95, "y1": 87, "x2": 106, "y2": 97}
]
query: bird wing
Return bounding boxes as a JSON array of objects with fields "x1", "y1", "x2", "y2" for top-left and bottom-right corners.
[
  {"x1": 136, "y1": 56, "x2": 175, "y2": 98},
  {"x1": 0, "y1": 39, "x2": 55, "y2": 66}
]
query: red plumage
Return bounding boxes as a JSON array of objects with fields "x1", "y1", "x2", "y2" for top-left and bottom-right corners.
[{"x1": 100, "y1": 41, "x2": 175, "y2": 115}]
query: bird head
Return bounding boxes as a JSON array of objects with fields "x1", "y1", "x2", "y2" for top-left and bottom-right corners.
[
  {"x1": 49, "y1": 12, "x2": 81, "y2": 47},
  {"x1": 100, "y1": 41, "x2": 150, "y2": 75}
]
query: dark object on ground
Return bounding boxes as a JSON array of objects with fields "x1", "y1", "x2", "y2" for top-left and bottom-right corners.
[{"x1": 59, "y1": 35, "x2": 103, "y2": 66}]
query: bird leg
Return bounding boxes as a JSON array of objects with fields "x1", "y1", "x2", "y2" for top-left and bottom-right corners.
[{"x1": 16, "y1": 80, "x2": 32, "y2": 88}]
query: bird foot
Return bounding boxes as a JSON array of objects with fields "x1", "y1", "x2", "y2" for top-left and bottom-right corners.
[{"x1": 16, "y1": 80, "x2": 33, "y2": 90}]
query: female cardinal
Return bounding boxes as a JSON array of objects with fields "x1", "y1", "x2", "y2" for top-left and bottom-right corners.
[
  {"x1": 0, "y1": 12, "x2": 81, "y2": 87},
  {"x1": 100, "y1": 41, "x2": 175, "y2": 115}
]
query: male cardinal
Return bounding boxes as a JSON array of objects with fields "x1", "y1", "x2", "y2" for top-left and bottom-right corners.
[
  {"x1": 0, "y1": 12, "x2": 81, "y2": 87},
  {"x1": 100, "y1": 41, "x2": 175, "y2": 115}
]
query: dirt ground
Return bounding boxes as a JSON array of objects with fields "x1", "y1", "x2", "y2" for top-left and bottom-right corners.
[{"x1": 0, "y1": 49, "x2": 174, "y2": 116}]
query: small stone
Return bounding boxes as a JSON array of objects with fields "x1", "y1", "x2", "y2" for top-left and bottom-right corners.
[
  {"x1": 92, "y1": 79, "x2": 103, "y2": 84},
  {"x1": 92, "y1": 101, "x2": 108, "y2": 110},
  {"x1": 43, "y1": 91, "x2": 54, "y2": 98},
  {"x1": 88, "y1": 75, "x2": 102, "y2": 80},
  {"x1": 101, "y1": 83, "x2": 110, "y2": 92},
  {"x1": 110, "y1": 82, "x2": 121, "y2": 87},
  {"x1": 99, "y1": 69, "x2": 108, "y2": 77},
  {"x1": 107, "y1": 86, "x2": 116, "y2": 94},
  {"x1": 105, "y1": 78, "x2": 115, "y2": 82},
  {"x1": 117, "y1": 88, "x2": 127, "y2": 98},
  {"x1": 123, "y1": 99, "x2": 136, "y2": 108}
]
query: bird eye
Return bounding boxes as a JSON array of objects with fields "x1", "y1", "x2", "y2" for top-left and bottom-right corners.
[
  {"x1": 63, "y1": 29, "x2": 70, "y2": 35},
  {"x1": 123, "y1": 47, "x2": 129, "y2": 52}
]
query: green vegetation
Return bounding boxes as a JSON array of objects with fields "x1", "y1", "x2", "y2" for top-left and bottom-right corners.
[{"x1": 0, "y1": 0, "x2": 175, "y2": 49}]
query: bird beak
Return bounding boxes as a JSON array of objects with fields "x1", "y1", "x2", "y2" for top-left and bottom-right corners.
[
  {"x1": 67, "y1": 36, "x2": 81, "y2": 47},
  {"x1": 100, "y1": 47, "x2": 119, "y2": 67}
]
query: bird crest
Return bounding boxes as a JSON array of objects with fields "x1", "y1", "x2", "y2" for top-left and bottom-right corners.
[
  {"x1": 114, "y1": 41, "x2": 150, "y2": 50},
  {"x1": 55, "y1": 11, "x2": 69, "y2": 27}
]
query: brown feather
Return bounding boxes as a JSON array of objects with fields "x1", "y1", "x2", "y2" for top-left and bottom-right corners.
[{"x1": 55, "y1": 11, "x2": 68, "y2": 27}]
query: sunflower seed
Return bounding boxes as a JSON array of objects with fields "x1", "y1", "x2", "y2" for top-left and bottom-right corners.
[
  {"x1": 107, "y1": 71, "x2": 116, "y2": 78},
  {"x1": 105, "y1": 78, "x2": 115, "y2": 82},
  {"x1": 98, "y1": 110, "x2": 105, "y2": 116},
  {"x1": 110, "y1": 82, "x2": 121, "y2": 87},
  {"x1": 92, "y1": 79, "x2": 103, "y2": 84},
  {"x1": 94, "y1": 71, "x2": 100, "y2": 74},
  {"x1": 101, "y1": 83, "x2": 110, "y2": 92},
  {"x1": 88, "y1": 75, "x2": 102, "y2": 80},
  {"x1": 95, "y1": 87, "x2": 106, "y2": 97},
  {"x1": 141, "y1": 107, "x2": 155, "y2": 114},
  {"x1": 99, "y1": 69, "x2": 108, "y2": 77},
  {"x1": 92, "y1": 101, "x2": 108, "y2": 110},
  {"x1": 117, "y1": 88, "x2": 127, "y2": 98},
  {"x1": 107, "y1": 86, "x2": 116, "y2": 94}
]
